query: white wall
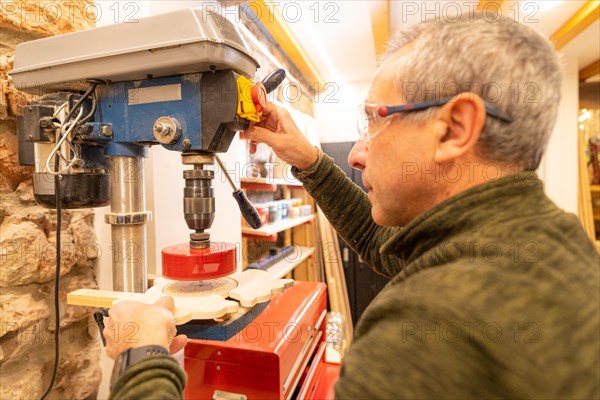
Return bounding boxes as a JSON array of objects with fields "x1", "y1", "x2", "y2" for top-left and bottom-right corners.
[
  {"x1": 539, "y1": 56, "x2": 579, "y2": 214},
  {"x1": 315, "y1": 79, "x2": 371, "y2": 144}
]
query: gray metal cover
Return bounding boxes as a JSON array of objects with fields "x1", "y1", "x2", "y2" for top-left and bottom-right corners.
[{"x1": 10, "y1": 8, "x2": 260, "y2": 94}]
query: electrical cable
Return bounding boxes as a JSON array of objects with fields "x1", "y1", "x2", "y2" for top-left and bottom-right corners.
[
  {"x1": 39, "y1": 150, "x2": 62, "y2": 400},
  {"x1": 45, "y1": 80, "x2": 101, "y2": 174},
  {"x1": 52, "y1": 101, "x2": 68, "y2": 118},
  {"x1": 45, "y1": 108, "x2": 84, "y2": 175},
  {"x1": 38, "y1": 82, "x2": 98, "y2": 400},
  {"x1": 64, "y1": 82, "x2": 98, "y2": 123},
  {"x1": 45, "y1": 82, "x2": 99, "y2": 174},
  {"x1": 80, "y1": 91, "x2": 97, "y2": 124}
]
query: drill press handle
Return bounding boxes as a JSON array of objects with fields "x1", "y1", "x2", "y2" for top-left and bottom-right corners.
[
  {"x1": 233, "y1": 189, "x2": 262, "y2": 229},
  {"x1": 262, "y1": 68, "x2": 286, "y2": 94}
]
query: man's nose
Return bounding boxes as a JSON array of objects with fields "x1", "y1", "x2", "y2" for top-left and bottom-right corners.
[{"x1": 348, "y1": 140, "x2": 367, "y2": 171}]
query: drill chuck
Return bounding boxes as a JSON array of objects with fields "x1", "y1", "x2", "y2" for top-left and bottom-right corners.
[{"x1": 183, "y1": 168, "x2": 215, "y2": 247}]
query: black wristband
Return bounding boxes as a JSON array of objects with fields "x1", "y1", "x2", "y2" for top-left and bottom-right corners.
[{"x1": 110, "y1": 345, "x2": 170, "y2": 390}]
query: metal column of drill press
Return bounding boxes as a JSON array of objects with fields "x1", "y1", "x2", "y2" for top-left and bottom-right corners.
[
  {"x1": 162, "y1": 153, "x2": 236, "y2": 281},
  {"x1": 106, "y1": 156, "x2": 152, "y2": 292}
]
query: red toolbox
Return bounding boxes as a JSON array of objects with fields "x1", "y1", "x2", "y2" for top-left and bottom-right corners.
[{"x1": 184, "y1": 281, "x2": 331, "y2": 399}]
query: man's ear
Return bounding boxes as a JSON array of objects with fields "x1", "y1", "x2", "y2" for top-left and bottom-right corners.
[{"x1": 433, "y1": 93, "x2": 486, "y2": 164}]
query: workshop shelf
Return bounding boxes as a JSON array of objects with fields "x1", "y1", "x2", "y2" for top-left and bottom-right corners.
[
  {"x1": 241, "y1": 215, "x2": 315, "y2": 236},
  {"x1": 266, "y1": 246, "x2": 315, "y2": 279},
  {"x1": 241, "y1": 167, "x2": 317, "y2": 281}
]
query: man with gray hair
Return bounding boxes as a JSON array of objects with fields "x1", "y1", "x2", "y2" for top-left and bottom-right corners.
[{"x1": 106, "y1": 13, "x2": 599, "y2": 399}]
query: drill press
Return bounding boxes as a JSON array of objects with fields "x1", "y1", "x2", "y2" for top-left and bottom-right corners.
[{"x1": 11, "y1": 8, "x2": 280, "y2": 292}]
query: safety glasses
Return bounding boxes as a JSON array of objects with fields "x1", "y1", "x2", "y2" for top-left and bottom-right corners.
[{"x1": 357, "y1": 96, "x2": 512, "y2": 142}]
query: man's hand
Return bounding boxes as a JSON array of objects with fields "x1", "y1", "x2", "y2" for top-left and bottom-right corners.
[
  {"x1": 103, "y1": 296, "x2": 188, "y2": 360},
  {"x1": 243, "y1": 103, "x2": 319, "y2": 171}
]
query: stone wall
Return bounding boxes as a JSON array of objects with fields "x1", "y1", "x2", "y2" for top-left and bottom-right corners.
[{"x1": 1, "y1": 1, "x2": 101, "y2": 398}]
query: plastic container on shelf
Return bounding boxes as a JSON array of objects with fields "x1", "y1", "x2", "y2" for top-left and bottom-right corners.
[
  {"x1": 252, "y1": 199, "x2": 311, "y2": 225},
  {"x1": 268, "y1": 204, "x2": 278, "y2": 223},
  {"x1": 300, "y1": 205, "x2": 312, "y2": 217},
  {"x1": 280, "y1": 203, "x2": 287, "y2": 220},
  {"x1": 289, "y1": 206, "x2": 300, "y2": 219}
]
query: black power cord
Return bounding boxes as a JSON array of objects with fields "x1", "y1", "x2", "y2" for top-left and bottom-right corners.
[
  {"x1": 39, "y1": 82, "x2": 99, "y2": 400},
  {"x1": 40, "y1": 156, "x2": 62, "y2": 400},
  {"x1": 64, "y1": 82, "x2": 99, "y2": 123}
]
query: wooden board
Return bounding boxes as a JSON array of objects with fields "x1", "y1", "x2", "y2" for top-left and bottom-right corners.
[
  {"x1": 228, "y1": 269, "x2": 294, "y2": 307},
  {"x1": 67, "y1": 270, "x2": 293, "y2": 325}
]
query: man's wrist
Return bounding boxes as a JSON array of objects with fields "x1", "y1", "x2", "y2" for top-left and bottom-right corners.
[
  {"x1": 294, "y1": 146, "x2": 320, "y2": 171},
  {"x1": 110, "y1": 345, "x2": 170, "y2": 389},
  {"x1": 292, "y1": 147, "x2": 323, "y2": 180}
]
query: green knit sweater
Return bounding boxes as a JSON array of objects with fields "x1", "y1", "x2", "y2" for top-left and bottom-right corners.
[
  {"x1": 109, "y1": 152, "x2": 599, "y2": 400},
  {"x1": 109, "y1": 356, "x2": 186, "y2": 400},
  {"x1": 294, "y1": 151, "x2": 600, "y2": 399}
]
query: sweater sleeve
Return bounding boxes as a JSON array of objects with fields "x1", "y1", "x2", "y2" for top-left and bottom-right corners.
[
  {"x1": 292, "y1": 149, "x2": 403, "y2": 277},
  {"x1": 109, "y1": 356, "x2": 187, "y2": 400}
]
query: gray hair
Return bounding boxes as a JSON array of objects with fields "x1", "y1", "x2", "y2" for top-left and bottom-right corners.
[{"x1": 383, "y1": 13, "x2": 561, "y2": 170}]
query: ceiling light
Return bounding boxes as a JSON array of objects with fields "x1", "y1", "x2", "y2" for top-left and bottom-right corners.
[{"x1": 579, "y1": 111, "x2": 592, "y2": 122}]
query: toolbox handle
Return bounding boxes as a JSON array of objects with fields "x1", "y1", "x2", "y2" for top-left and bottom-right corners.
[
  {"x1": 212, "y1": 390, "x2": 247, "y2": 400},
  {"x1": 296, "y1": 342, "x2": 328, "y2": 400}
]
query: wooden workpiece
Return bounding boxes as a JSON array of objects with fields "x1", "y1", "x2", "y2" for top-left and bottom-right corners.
[{"x1": 67, "y1": 269, "x2": 293, "y2": 325}]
